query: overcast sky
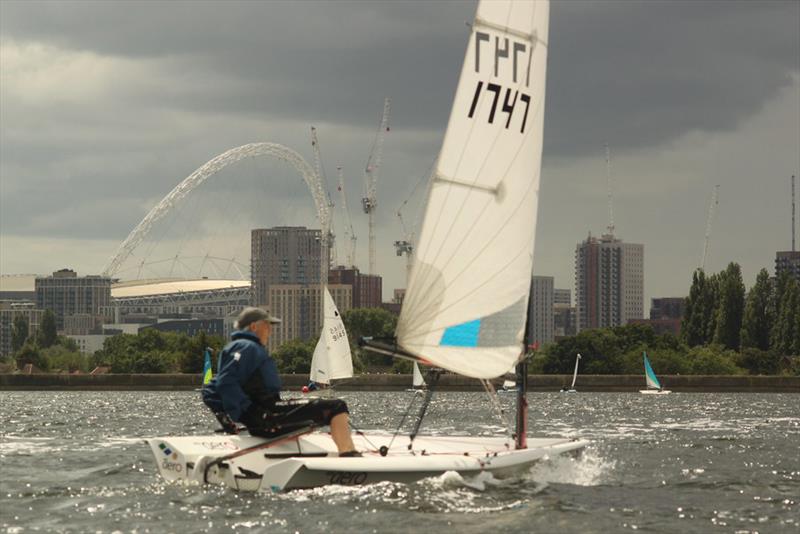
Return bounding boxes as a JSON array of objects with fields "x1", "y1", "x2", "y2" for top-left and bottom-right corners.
[{"x1": 1, "y1": 0, "x2": 798, "y2": 311}]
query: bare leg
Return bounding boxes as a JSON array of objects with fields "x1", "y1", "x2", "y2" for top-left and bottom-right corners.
[{"x1": 330, "y1": 413, "x2": 356, "y2": 453}]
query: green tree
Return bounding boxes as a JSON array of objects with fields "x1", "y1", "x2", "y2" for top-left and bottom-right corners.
[
  {"x1": 740, "y1": 269, "x2": 773, "y2": 351},
  {"x1": 179, "y1": 331, "x2": 224, "y2": 374},
  {"x1": 686, "y1": 345, "x2": 743, "y2": 375},
  {"x1": 36, "y1": 310, "x2": 58, "y2": 348},
  {"x1": 16, "y1": 341, "x2": 49, "y2": 371},
  {"x1": 682, "y1": 269, "x2": 701, "y2": 346},
  {"x1": 342, "y1": 308, "x2": 398, "y2": 368},
  {"x1": 272, "y1": 339, "x2": 316, "y2": 374},
  {"x1": 682, "y1": 269, "x2": 716, "y2": 347},
  {"x1": 771, "y1": 277, "x2": 799, "y2": 355},
  {"x1": 43, "y1": 344, "x2": 89, "y2": 373},
  {"x1": 132, "y1": 351, "x2": 180, "y2": 373},
  {"x1": 738, "y1": 347, "x2": 782, "y2": 375},
  {"x1": 704, "y1": 273, "x2": 720, "y2": 344},
  {"x1": 713, "y1": 263, "x2": 745, "y2": 350},
  {"x1": 11, "y1": 315, "x2": 29, "y2": 352}
]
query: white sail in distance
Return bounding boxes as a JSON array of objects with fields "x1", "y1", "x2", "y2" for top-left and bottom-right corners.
[
  {"x1": 396, "y1": 0, "x2": 550, "y2": 378},
  {"x1": 310, "y1": 288, "x2": 353, "y2": 384},
  {"x1": 412, "y1": 362, "x2": 426, "y2": 388}
]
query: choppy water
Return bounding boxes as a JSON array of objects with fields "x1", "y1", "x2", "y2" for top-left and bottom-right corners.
[{"x1": 0, "y1": 391, "x2": 797, "y2": 533}]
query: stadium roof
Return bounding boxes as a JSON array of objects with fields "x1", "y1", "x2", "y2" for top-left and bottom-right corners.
[{"x1": 112, "y1": 279, "x2": 250, "y2": 298}]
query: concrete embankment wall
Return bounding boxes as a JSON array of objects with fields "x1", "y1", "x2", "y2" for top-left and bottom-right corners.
[{"x1": 0, "y1": 373, "x2": 797, "y2": 392}]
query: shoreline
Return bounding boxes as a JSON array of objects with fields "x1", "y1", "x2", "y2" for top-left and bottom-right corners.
[{"x1": 0, "y1": 373, "x2": 797, "y2": 392}]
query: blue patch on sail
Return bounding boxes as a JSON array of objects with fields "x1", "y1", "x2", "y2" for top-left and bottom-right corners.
[{"x1": 440, "y1": 319, "x2": 481, "y2": 347}]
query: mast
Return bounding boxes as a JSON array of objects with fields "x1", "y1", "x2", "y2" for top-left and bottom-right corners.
[{"x1": 516, "y1": 300, "x2": 532, "y2": 449}]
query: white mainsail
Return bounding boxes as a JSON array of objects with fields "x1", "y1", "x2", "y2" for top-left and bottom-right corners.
[
  {"x1": 570, "y1": 353, "x2": 581, "y2": 389},
  {"x1": 396, "y1": 0, "x2": 550, "y2": 378},
  {"x1": 310, "y1": 288, "x2": 353, "y2": 384},
  {"x1": 412, "y1": 362, "x2": 426, "y2": 388}
]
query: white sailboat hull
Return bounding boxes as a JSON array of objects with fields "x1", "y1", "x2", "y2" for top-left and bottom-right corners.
[
  {"x1": 146, "y1": 432, "x2": 588, "y2": 492},
  {"x1": 639, "y1": 389, "x2": 672, "y2": 395}
]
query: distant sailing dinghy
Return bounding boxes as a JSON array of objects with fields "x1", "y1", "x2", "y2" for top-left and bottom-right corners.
[
  {"x1": 145, "y1": 0, "x2": 586, "y2": 491},
  {"x1": 640, "y1": 352, "x2": 671, "y2": 394},
  {"x1": 309, "y1": 287, "x2": 353, "y2": 387},
  {"x1": 406, "y1": 362, "x2": 427, "y2": 392},
  {"x1": 561, "y1": 353, "x2": 581, "y2": 393}
]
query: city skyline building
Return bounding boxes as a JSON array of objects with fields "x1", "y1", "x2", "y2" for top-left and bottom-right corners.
[
  {"x1": 35, "y1": 269, "x2": 111, "y2": 330},
  {"x1": 0, "y1": 301, "x2": 43, "y2": 357},
  {"x1": 528, "y1": 276, "x2": 555, "y2": 346},
  {"x1": 267, "y1": 283, "x2": 352, "y2": 350},
  {"x1": 553, "y1": 288, "x2": 575, "y2": 339},
  {"x1": 328, "y1": 266, "x2": 382, "y2": 309},
  {"x1": 251, "y1": 226, "x2": 323, "y2": 307},
  {"x1": 575, "y1": 233, "x2": 644, "y2": 332},
  {"x1": 774, "y1": 251, "x2": 800, "y2": 281}
]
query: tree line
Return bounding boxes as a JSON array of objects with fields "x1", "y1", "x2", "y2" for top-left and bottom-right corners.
[
  {"x1": 535, "y1": 263, "x2": 799, "y2": 376},
  {"x1": 5, "y1": 270, "x2": 797, "y2": 377},
  {"x1": 2, "y1": 307, "x2": 400, "y2": 375}
]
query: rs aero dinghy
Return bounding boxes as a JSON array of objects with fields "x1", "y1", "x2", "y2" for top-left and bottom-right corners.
[{"x1": 145, "y1": 0, "x2": 588, "y2": 491}]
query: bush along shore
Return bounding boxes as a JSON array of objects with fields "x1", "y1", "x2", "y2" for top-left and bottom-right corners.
[{"x1": 0, "y1": 373, "x2": 798, "y2": 392}]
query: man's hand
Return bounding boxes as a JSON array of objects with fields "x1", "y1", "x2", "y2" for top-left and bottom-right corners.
[{"x1": 214, "y1": 411, "x2": 239, "y2": 434}]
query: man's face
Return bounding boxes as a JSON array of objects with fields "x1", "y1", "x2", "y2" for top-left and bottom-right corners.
[{"x1": 250, "y1": 320, "x2": 272, "y2": 346}]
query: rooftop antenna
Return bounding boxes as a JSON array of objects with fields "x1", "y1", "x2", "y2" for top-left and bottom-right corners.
[
  {"x1": 605, "y1": 143, "x2": 615, "y2": 237},
  {"x1": 792, "y1": 174, "x2": 795, "y2": 252},
  {"x1": 700, "y1": 184, "x2": 720, "y2": 271}
]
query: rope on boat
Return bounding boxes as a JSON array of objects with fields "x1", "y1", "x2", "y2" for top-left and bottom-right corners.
[{"x1": 480, "y1": 379, "x2": 514, "y2": 446}]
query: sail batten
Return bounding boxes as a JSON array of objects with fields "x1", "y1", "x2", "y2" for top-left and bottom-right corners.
[{"x1": 397, "y1": 0, "x2": 550, "y2": 379}]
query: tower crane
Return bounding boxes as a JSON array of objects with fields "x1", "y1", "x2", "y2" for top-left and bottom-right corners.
[
  {"x1": 337, "y1": 166, "x2": 358, "y2": 268},
  {"x1": 393, "y1": 163, "x2": 434, "y2": 282},
  {"x1": 362, "y1": 97, "x2": 391, "y2": 275},
  {"x1": 700, "y1": 184, "x2": 720, "y2": 271},
  {"x1": 311, "y1": 127, "x2": 336, "y2": 270}
]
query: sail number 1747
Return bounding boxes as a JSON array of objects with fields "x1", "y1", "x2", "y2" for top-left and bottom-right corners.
[{"x1": 468, "y1": 82, "x2": 531, "y2": 134}]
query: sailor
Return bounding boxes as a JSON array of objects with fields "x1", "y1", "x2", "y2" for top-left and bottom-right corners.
[{"x1": 202, "y1": 306, "x2": 361, "y2": 456}]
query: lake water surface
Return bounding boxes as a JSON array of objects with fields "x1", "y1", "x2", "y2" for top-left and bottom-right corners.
[{"x1": 1, "y1": 391, "x2": 797, "y2": 533}]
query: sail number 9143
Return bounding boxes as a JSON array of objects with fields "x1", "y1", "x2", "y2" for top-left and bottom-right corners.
[{"x1": 468, "y1": 82, "x2": 531, "y2": 134}]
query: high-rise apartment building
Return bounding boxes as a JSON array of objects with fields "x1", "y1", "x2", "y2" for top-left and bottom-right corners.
[
  {"x1": 35, "y1": 269, "x2": 111, "y2": 330},
  {"x1": 553, "y1": 288, "x2": 575, "y2": 339},
  {"x1": 0, "y1": 301, "x2": 44, "y2": 357},
  {"x1": 267, "y1": 284, "x2": 352, "y2": 350},
  {"x1": 575, "y1": 234, "x2": 643, "y2": 332},
  {"x1": 251, "y1": 227, "x2": 322, "y2": 307},
  {"x1": 328, "y1": 267, "x2": 382, "y2": 309},
  {"x1": 650, "y1": 297, "x2": 685, "y2": 320},
  {"x1": 528, "y1": 276, "x2": 554, "y2": 346},
  {"x1": 775, "y1": 251, "x2": 800, "y2": 281}
]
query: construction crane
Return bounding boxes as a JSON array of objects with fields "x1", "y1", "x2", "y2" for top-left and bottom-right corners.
[
  {"x1": 337, "y1": 166, "x2": 358, "y2": 268},
  {"x1": 362, "y1": 97, "x2": 391, "y2": 275},
  {"x1": 393, "y1": 163, "x2": 433, "y2": 282},
  {"x1": 394, "y1": 210, "x2": 414, "y2": 281},
  {"x1": 700, "y1": 184, "x2": 720, "y2": 271},
  {"x1": 311, "y1": 126, "x2": 336, "y2": 269}
]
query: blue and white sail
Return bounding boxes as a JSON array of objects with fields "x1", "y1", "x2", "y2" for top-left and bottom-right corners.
[
  {"x1": 396, "y1": 0, "x2": 550, "y2": 378},
  {"x1": 643, "y1": 352, "x2": 662, "y2": 390}
]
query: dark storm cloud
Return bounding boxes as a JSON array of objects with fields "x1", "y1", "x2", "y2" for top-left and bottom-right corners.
[
  {"x1": 3, "y1": 1, "x2": 797, "y2": 157},
  {"x1": 546, "y1": 0, "x2": 800, "y2": 158}
]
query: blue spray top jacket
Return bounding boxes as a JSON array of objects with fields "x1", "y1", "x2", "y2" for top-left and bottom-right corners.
[{"x1": 201, "y1": 330, "x2": 281, "y2": 422}]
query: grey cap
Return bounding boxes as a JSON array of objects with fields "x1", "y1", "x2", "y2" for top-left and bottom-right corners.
[{"x1": 235, "y1": 307, "x2": 282, "y2": 329}]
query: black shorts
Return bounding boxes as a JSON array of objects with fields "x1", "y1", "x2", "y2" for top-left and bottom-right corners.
[{"x1": 241, "y1": 398, "x2": 349, "y2": 437}]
